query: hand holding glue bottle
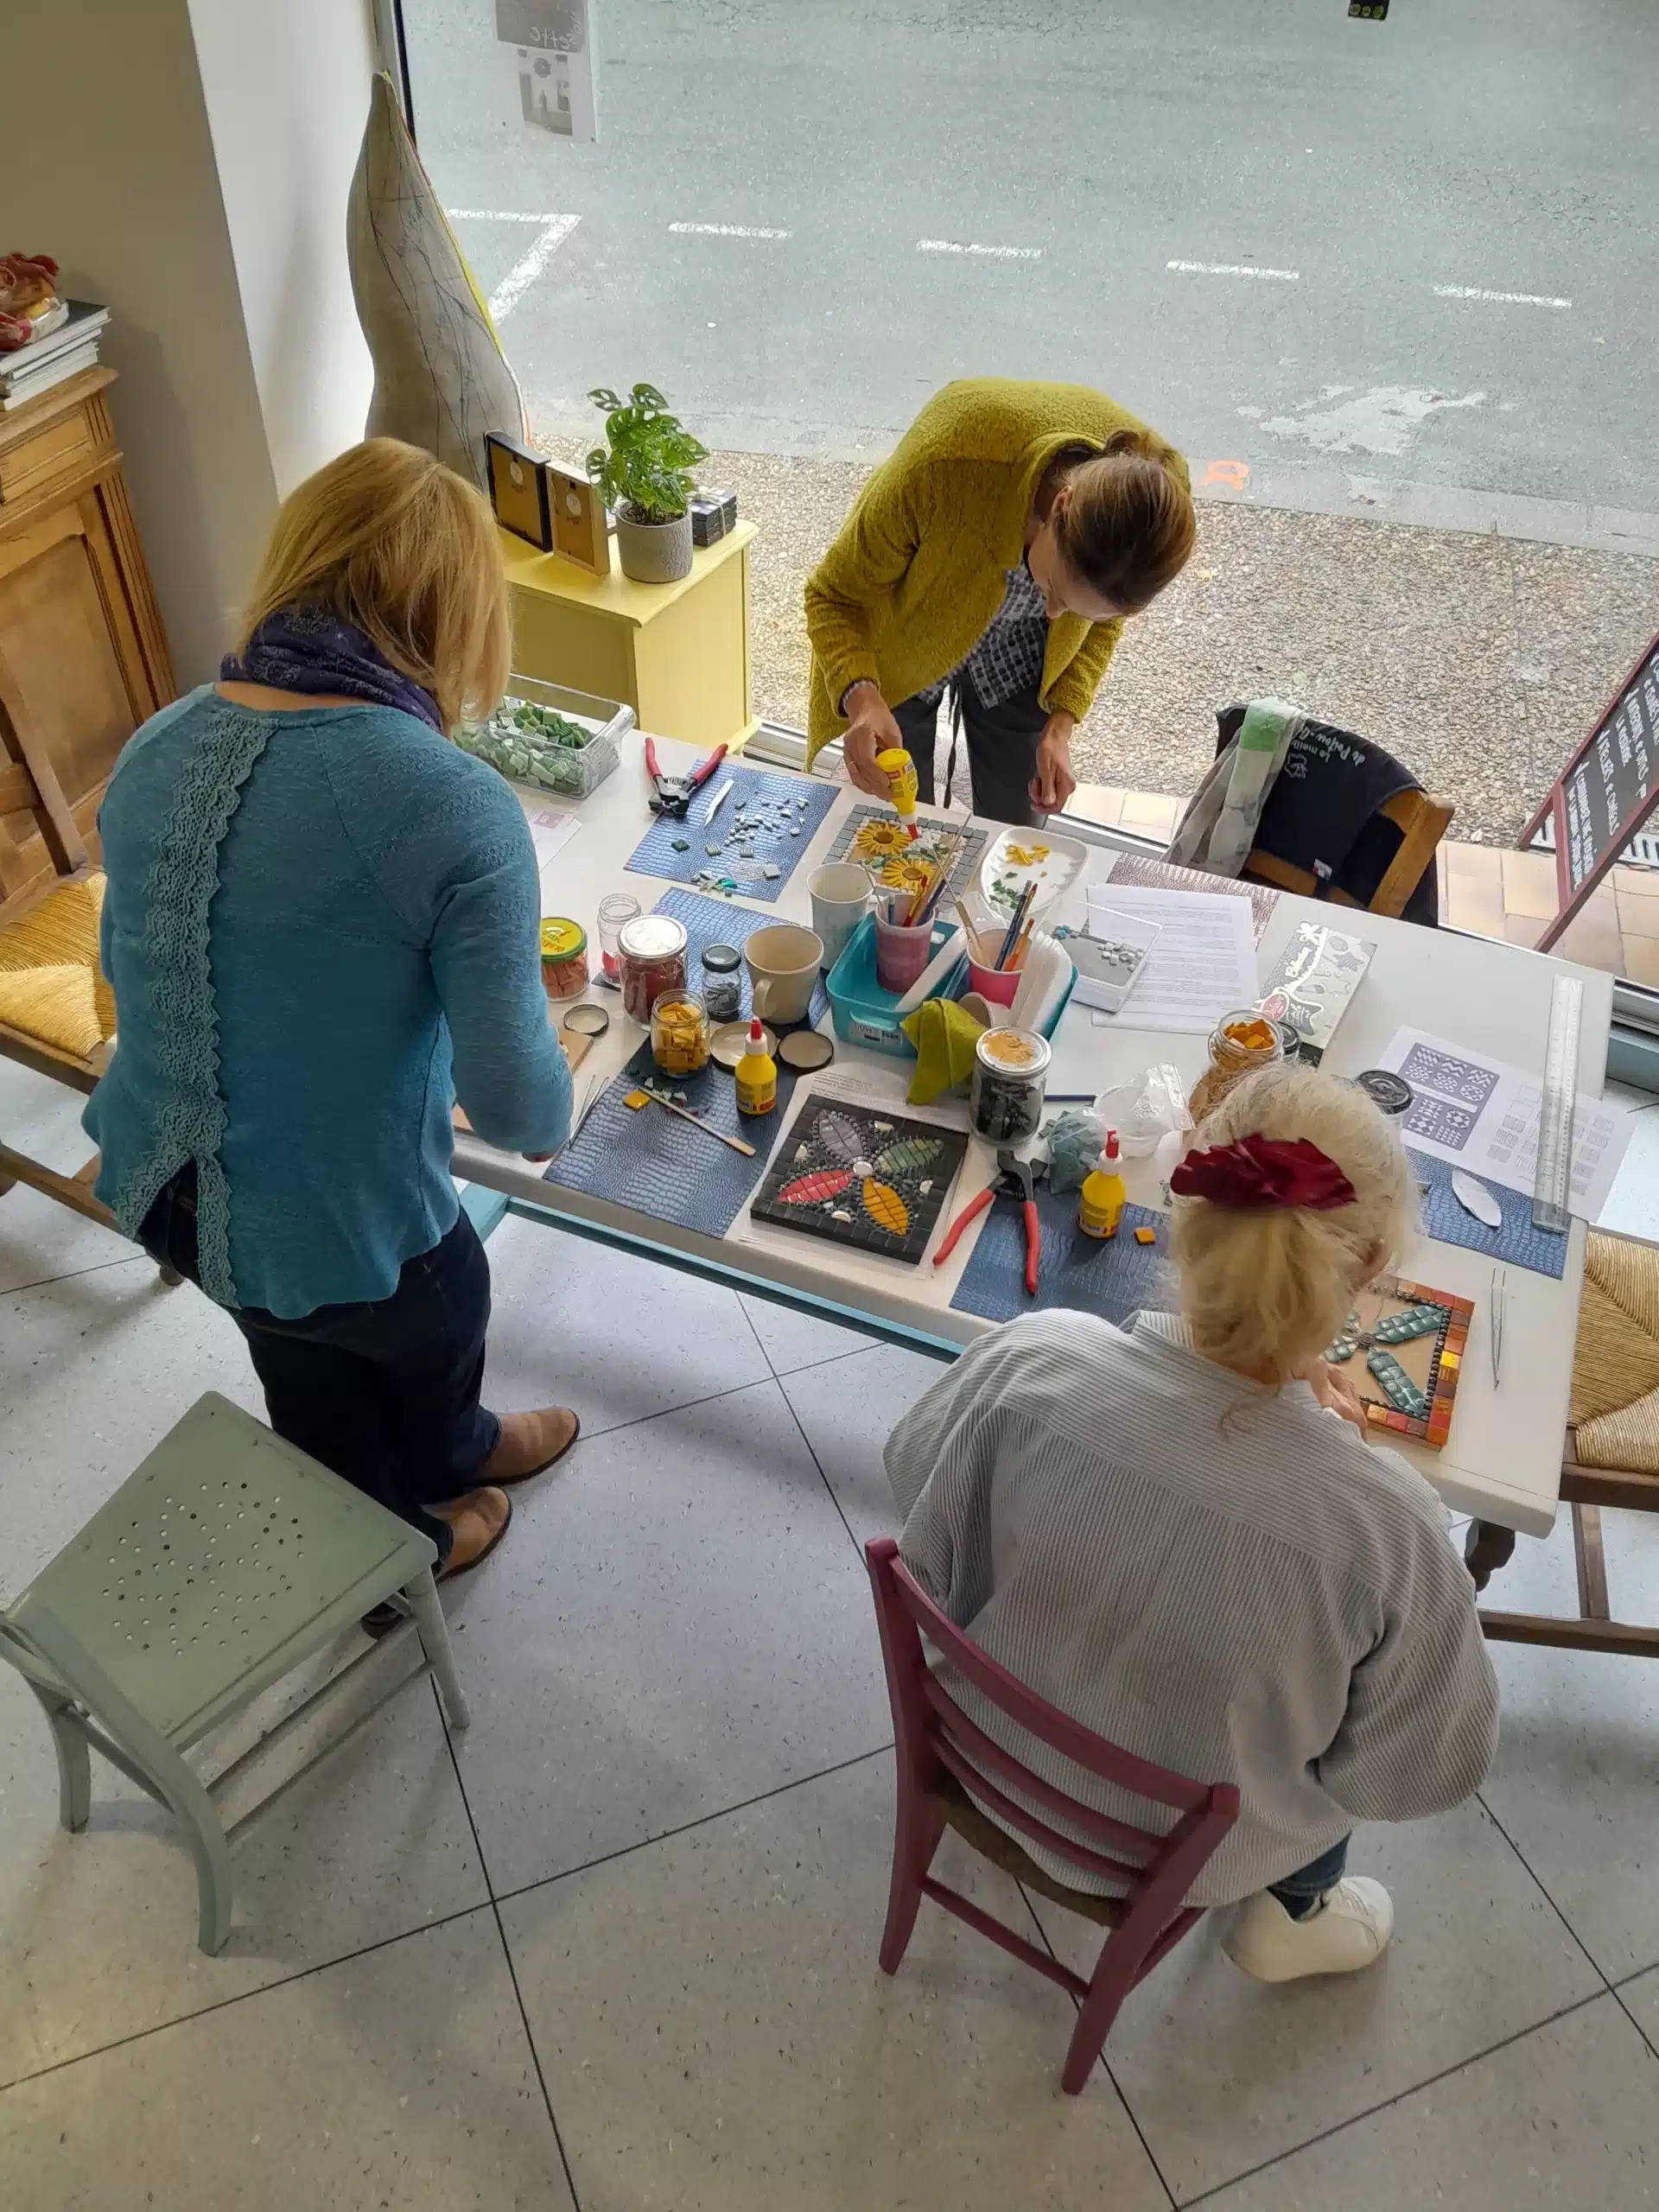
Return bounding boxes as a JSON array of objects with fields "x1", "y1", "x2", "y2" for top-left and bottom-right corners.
[{"x1": 840, "y1": 681, "x2": 920, "y2": 839}]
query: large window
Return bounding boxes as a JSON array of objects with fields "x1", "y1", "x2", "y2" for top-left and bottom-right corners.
[{"x1": 400, "y1": 1, "x2": 1659, "y2": 993}]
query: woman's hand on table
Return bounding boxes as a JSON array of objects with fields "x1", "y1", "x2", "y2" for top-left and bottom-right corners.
[
  {"x1": 1029, "y1": 711, "x2": 1077, "y2": 816},
  {"x1": 840, "y1": 682, "x2": 903, "y2": 798}
]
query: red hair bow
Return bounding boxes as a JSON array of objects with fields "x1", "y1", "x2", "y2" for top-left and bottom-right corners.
[{"x1": 1169, "y1": 1135, "x2": 1356, "y2": 1212}]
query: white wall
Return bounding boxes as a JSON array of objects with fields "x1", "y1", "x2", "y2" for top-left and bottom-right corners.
[
  {"x1": 7, "y1": 0, "x2": 378, "y2": 686},
  {"x1": 187, "y1": 0, "x2": 378, "y2": 502}
]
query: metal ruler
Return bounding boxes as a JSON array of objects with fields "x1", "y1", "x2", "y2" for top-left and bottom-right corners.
[{"x1": 1532, "y1": 974, "x2": 1584, "y2": 1234}]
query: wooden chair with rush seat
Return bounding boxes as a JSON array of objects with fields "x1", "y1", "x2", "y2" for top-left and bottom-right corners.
[
  {"x1": 864, "y1": 1536, "x2": 1238, "y2": 2094},
  {"x1": 1214, "y1": 702, "x2": 1453, "y2": 924},
  {"x1": 0, "y1": 731, "x2": 131, "y2": 1255},
  {"x1": 1470, "y1": 1229, "x2": 1659, "y2": 1658}
]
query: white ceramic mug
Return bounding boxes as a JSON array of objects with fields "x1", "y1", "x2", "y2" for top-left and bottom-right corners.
[
  {"x1": 808, "y1": 862, "x2": 873, "y2": 973},
  {"x1": 745, "y1": 923, "x2": 824, "y2": 1025}
]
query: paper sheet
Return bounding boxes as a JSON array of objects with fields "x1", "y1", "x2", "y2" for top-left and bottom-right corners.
[
  {"x1": 1084, "y1": 887, "x2": 1258, "y2": 1034},
  {"x1": 527, "y1": 804, "x2": 582, "y2": 874},
  {"x1": 1376, "y1": 1026, "x2": 1633, "y2": 1221}
]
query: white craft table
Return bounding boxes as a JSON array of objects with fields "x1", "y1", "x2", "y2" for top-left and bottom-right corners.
[{"x1": 453, "y1": 728, "x2": 1612, "y2": 1542}]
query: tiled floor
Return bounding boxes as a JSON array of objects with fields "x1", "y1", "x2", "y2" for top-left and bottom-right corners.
[
  {"x1": 1068, "y1": 782, "x2": 1656, "y2": 988},
  {"x1": 8, "y1": 1056, "x2": 1659, "y2": 2209}
]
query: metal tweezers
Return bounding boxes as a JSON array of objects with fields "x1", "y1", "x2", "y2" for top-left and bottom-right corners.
[{"x1": 1490, "y1": 1266, "x2": 1506, "y2": 1389}]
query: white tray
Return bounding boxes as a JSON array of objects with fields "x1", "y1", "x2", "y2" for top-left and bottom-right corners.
[{"x1": 978, "y1": 824, "x2": 1090, "y2": 925}]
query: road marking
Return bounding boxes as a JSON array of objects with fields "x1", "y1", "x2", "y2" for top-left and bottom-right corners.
[
  {"x1": 1433, "y1": 284, "x2": 1572, "y2": 308},
  {"x1": 447, "y1": 208, "x2": 562, "y2": 223},
  {"x1": 917, "y1": 238, "x2": 1042, "y2": 260},
  {"x1": 1167, "y1": 259, "x2": 1300, "y2": 281},
  {"x1": 668, "y1": 221, "x2": 793, "y2": 239},
  {"x1": 486, "y1": 214, "x2": 581, "y2": 322}
]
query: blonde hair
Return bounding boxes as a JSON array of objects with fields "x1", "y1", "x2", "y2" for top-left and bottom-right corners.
[
  {"x1": 1169, "y1": 1063, "x2": 1414, "y2": 1382},
  {"x1": 236, "y1": 438, "x2": 510, "y2": 733},
  {"x1": 1052, "y1": 428, "x2": 1197, "y2": 611}
]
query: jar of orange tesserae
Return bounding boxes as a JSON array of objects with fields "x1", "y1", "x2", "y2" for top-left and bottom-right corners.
[{"x1": 539, "y1": 918, "x2": 589, "y2": 1000}]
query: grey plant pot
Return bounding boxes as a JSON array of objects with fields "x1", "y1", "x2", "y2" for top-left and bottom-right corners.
[{"x1": 615, "y1": 507, "x2": 693, "y2": 584}]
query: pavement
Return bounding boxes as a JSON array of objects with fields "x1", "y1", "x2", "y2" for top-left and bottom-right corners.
[{"x1": 537, "y1": 434, "x2": 1659, "y2": 846}]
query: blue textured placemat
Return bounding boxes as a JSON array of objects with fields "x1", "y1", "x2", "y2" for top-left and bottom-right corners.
[
  {"x1": 543, "y1": 1036, "x2": 798, "y2": 1234},
  {"x1": 650, "y1": 886, "x2": 831, "y2": 1028},
  {"x1": 949, "y1": 1185, "x2": 1177, "y2": 1325},
  {"x1": 625, "y1": 765, "x2": 839, "y2": 901},
  {"x1": 1408, "y1": 1149, "x2": 1567, "y2": 1279}
]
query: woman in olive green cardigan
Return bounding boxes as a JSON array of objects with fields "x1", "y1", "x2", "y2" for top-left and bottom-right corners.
[{"x1": 804, "y1": 379, "x2": 1195, "y2": 826}]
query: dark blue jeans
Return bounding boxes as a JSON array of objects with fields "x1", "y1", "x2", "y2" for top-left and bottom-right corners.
[
  {"x1": 1270, "y1": 1836, "x2": 1351, "y2": 1921},
  {"x1": 139, "y1": 1164, "x2": 500, "y2": 1564}
]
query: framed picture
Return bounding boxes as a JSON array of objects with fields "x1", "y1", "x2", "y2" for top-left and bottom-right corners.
[
  {"x1": 486, "y1": 433, "x2": 552, "y2": 550},
  {"x1": 546, "y1": 461, "x2": 610, "y2": 575}
]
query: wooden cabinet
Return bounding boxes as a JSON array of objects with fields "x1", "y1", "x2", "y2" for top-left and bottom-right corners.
[{"x1": 0, "y1": 367, "x2": 175, "y2": 914}]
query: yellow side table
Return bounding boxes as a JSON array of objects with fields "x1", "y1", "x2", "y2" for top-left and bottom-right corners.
[{"x1": 500, "y1": 522, "x2": 759, "y2": 753}]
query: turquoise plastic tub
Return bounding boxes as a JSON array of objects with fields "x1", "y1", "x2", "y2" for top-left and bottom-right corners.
[{"x1": 824, "y1": 912, "x2": 1076, "y2": 1058}]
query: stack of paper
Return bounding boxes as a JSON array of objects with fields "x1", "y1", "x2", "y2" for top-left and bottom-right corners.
[{"x1": 1083, "y1": 887, "x2": 1259, "y2": 1034}]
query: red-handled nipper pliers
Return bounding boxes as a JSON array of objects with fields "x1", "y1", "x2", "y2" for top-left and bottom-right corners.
[
  {"x1": 645, "y1": 736, "x2": 728, "y2": 818},
  {"x1": 932, "y1": 1148, "x2": 1042, "y2": 1295}
]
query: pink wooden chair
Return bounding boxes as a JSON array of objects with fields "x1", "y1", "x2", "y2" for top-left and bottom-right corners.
[{"x1": 865, "y1": 1535, "x2": 1240, "y2": 2094}]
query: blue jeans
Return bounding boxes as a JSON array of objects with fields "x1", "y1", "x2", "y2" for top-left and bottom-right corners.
[
  {"x1": 1269, "y1": 1837, "x2": 1351, "y2": 1921},
  {"x1": 139, "y1": 1164, "x2": 499, "y2": 1564}
]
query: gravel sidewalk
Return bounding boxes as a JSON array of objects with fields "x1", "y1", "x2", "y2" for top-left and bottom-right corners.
[{"x1": 537, "y1": 439, "x2": 1659, "y2": 846}]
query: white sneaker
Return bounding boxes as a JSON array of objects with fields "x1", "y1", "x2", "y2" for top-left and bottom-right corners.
[{"x1": 1223, "y1": 1877, "x2": 1395, "y2": 1983}]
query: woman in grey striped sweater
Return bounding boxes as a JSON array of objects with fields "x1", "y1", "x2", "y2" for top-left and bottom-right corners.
[{"x1": 887, "y1": 1063, "x2": 1498, "y2": 1984}]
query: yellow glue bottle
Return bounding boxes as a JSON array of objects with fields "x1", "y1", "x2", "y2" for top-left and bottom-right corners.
[
  {"x1": 874, "y1": 746, "x2": 921, "y2": 840},
  {"x1": 734, "y1": 1015, "x2": 778, "y2": 1118},
  {"x1": 1078, "y1": 1130, "x2": 1126, "y2": 1240}
]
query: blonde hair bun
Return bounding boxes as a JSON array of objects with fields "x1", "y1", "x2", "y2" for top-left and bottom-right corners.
[
  {"x1": 1168, "y1": 1063, "x2": 1414, "y2": 1382},
  {"x1": 235, "y1": 438, "x2": 510, "y2": 734}
]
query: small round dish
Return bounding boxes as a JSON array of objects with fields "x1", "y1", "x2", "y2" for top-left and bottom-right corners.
[
  {"x1": 777, "y1": 1028, "x2": 835, "y2": 1073},
  {"x1": 711, "y1": 1019, "x2": 776, "y2": 1071}
]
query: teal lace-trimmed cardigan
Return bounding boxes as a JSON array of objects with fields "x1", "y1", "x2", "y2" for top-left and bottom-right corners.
[{"x1": 86, "y1": 688, "x2": 571, "y2": 1319}]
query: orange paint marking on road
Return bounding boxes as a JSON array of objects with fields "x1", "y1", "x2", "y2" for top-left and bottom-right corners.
[{"x1": 1201, "y1": 460, "x2": 1250, "y2": 490}]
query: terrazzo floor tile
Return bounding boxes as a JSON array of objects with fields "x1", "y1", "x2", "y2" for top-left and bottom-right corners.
[
  {"x1": 737, "y1": 1290, "x2": 879, "y2": 1376},
  {"x1": 781, "y1": 1339, "x2": 948, "y2": 1548},
  {"x1": 1027, "y1": 1796, "x2": 1600, "y2": 2202},
  {"x1": 502, "y1": 1755, "x2": 1169, "y2": 2212},
  {"x1": 0, "y1": 1909, "x2": 573, "y2": 2210},
  {"x1": 480, "y1": 1210, "x2": 772, "y2": 1436},
  {"x1": 440, "y1": 1378, "x2": 893, "y2": 1896},
  {"x1": 1197, "y1": 1995, "x2": 1659, "y2": 2212},
  {"x1": 1, "y1": 1257, "x2": 259, "y2": 1602},
  {"x1": 0, "y1": 1653, "x2": 487, "y2": 2086},
  {"x1": 0, "y1": 1061, "x2": 137, "y2": 1296},
  {"x1": 1478, "y1": 1503, "x2": 1659, "y2": 1980}
]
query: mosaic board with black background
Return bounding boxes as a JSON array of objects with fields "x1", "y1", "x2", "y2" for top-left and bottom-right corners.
[
  {"x1": 625, "y1": 763, "x2": 839, "y2": 902},
  {"x1": 1322, "y1": 1273, "x2": 1474, "y2": 1449},
  {"x1": 821, "y1": 805, "x2": 989, "y2": 906},
  {"x1": 749, "y1": 1100, "x2": 969, "y2": 1266}
]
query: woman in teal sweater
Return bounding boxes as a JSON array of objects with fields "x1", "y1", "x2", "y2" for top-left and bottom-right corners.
[{"x1": 87, "y1": 440, "x2": 575, "y2": 1581}]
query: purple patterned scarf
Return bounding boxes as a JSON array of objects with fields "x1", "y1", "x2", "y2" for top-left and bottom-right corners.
[{"x1": 219, "y1": 603, "x2": 443, "y2": 733}]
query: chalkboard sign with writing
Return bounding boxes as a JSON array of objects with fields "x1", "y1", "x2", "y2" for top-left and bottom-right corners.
[{"x1": 1524, "y1": 627, "x2": 1659, "y2": 950}]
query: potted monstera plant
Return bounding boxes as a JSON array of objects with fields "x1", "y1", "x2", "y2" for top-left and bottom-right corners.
[{"x1": 587, "y1": 382, "x2": 709, "y2": 583}]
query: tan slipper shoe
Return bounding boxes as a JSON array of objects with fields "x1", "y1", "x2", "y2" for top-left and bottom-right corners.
[
  {"x1": 484, "y1": 1407, "x2": 582, "y2": 1486},
  {"x1": 434, "y1": 1484, "x2": 513, "y2": 1576}
]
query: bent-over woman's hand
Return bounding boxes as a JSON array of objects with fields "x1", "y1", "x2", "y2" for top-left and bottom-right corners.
[
  {"x1": 1308, "y1": 1358, "x2": 1369, "y2": 1438},
  {"x1": 841, "y1": 683, "x2": 904, "y2": 799}
]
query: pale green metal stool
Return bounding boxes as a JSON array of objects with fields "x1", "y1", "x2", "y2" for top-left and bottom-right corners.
[{"x1": 0, "y1": 1391, "x2": 469, "y2": 1955}]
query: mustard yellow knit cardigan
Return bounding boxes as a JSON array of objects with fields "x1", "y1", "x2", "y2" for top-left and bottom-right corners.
[{"x1": 803, "y1": 378, "x2": 1188, "y2": 772}]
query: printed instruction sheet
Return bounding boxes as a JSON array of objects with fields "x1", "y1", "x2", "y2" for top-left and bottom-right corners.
[
  {"x1": 1084, "y1": 887, "x2": 1258, "y2": 1034},
  {"x1": 1376, "y1": 1026, "x2": 1631, "y2": 1220}
]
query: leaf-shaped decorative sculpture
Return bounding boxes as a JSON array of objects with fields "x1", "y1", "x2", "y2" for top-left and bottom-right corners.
[
  {"x1": 816, "y1": 1110, "x2": 865, "y2": 1164},
  {"x1": 861, "y1": 1179, "x2": 910, "y2": 1237},
  {"x1": 874, "y1": 1136, "x2": 944, "y2": 1179},
  {"x1": 777, "y1": 1167, "x2": 853, "y2": 1207}
]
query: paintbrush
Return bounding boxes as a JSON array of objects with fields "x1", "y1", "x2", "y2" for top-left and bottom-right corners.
[
  {"x1": 995, "y1": 882, "x2": 1035, "y2": 970},
  {"x1": 953, "y1": 898, "x2": 988, "y2": 964},
  {"x1": 642, "y1": 1088, "x2": 756, "y2": 1157},
  {"x1": 1009, "y1": 914, "x2": 1037, "y2": 971}
]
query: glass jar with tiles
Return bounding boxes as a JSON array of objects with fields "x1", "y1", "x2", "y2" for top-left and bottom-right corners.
[
  {"x1": 616, "y1": 913, "x2": 689, "y2": 1023},
  {"x1": 1187, "y1": 1011, "x2": 1286, "y2": 1122},
  {"x1": 651, "y1": 992, "x2": 711, "y2": 1077}
]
